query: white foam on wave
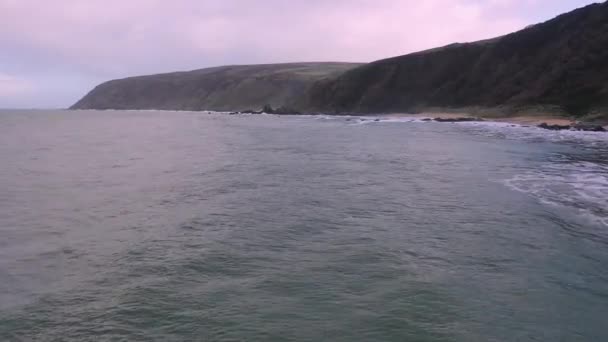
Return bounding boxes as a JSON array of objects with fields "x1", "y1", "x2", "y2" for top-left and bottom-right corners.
[
  {"x1": 379, "y1": 116, "x2": 432, "y2": 123},
  {"x1": 456, "y1": 121, "x2": 608, "y2": 146},
  {"x1": 503, "y1": 161, "x2": 608, "y2": 227},
  {"x1": 346, "y1": 116, "x2": 431, "y2": 125},
  {"x1": 336, "y1": 115, "x2": 608, "y2": 145},
  {"x1": 316, "y1": 114, "x2": 339, "y2": 120},
  {"x1": 322, "y1": 114, "x2": 608, "y2": 226}
]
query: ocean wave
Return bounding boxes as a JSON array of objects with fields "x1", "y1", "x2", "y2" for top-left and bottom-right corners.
[
  {"x1": 456, "y1": 121, "x2": 608, "y2": 147},
  {"x1": 335, "y1": 115, "x2": 608, "y2": 146},
  {"x1": 345, "y1": 116, "x2": 431, "y2": 125},
  {"x1": 503, "y1": 160, "x2": 608, "y2": 227},
  {"x1": 339, "y1": 115, "x2": 608, "y2": 227}
]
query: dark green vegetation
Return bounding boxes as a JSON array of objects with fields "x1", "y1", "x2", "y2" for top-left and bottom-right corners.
[
  {"x1": 306, "y1": 2, "x2": 608, "y2": 119},
  {"x1": 71, "y1": 63, "x2": 361, "y2": 111},
  {"x1": 73, "y1": 2, "x2": 608, "y2": 120}
]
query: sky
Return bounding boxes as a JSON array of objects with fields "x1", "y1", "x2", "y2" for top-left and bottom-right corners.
[{"x1": 0, "y1": 0, "x2": 600, "y2": 108}]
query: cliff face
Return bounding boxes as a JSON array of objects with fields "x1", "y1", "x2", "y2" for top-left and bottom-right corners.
[
  {"x1": 305, "y1": 2, "x2": 608, "y2": 118},
  {"x1": 73, "y1": 3, "x2": 608, "y2": 119},
  {"x1": 71, "y1": 63, "x2": 361, "y2": 111}
]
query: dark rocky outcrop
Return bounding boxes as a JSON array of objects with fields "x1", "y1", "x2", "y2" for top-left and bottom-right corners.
[
  {"x1": 537, "y1": 123, "x2": 572, "y2": 130},
  {"x1": 537, "y1": 122, "x2": 607, "y2": 131},
  {"x1": 305, "y1": 2, "x2": 608, "y2": 120},
  {"x1": 572, "y1": 123, "x2": 606, "y2": 132},
  {"x1": 433, "y1": 117, "x2": 484, "y2": 122}
]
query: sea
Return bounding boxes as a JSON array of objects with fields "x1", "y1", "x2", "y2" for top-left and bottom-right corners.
[{"x1": 1, "y1": 110, "x2": 607, "y2": 341}]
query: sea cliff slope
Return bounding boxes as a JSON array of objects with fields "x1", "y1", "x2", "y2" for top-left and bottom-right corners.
[{"x1": 305, "y1": 2, "x2": 608, "y2": 119}]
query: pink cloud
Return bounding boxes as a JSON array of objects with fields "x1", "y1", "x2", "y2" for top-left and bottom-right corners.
[
  {"x1": 0, "y1": 73, "x2": 32, "y2": 98},
  {"x1": 0, "y1": 0, "x2": 598, "y2": 107},
  {"x1": 0, "y1": 1, "x2": 530, "y2": 72}
]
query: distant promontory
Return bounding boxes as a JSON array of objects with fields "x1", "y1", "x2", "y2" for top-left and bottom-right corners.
[{"x1": 70, "y1": 63, "x2": 361, "y2": 112}]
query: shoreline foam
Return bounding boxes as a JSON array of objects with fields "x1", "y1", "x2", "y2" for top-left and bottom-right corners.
[{"x1": 383, "y1": 112, "x2": 606, "y2": 131}]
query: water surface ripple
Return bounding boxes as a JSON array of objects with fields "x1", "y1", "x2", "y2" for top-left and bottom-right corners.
[{"x1": 1, "y1": 110, "x2": 607, "y2": 341}]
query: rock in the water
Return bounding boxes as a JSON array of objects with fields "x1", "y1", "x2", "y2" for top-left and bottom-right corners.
[
  {"x1": 572, "y1": 123, "x2": 606, "y2": 132},
  {"x1": 433, "y1": 117, "x2": 484, "y2": 122},
  {"x1": 537, "y1": 122, "x2": 572, "y2": 130},
  {"x1": 229, "y1": 109, "x2": 263, "y2": 115}
]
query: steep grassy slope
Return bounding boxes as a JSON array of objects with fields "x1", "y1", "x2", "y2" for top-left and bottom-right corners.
[
  {"x1": 71, "y1": 63, "x2": 361, "y2": 111},
  {"x1": 73, "y1": 3, "x2": 608, "y2": 119},
  {"x1": 306, "y1": 2, "x2": 608, "y2": 118}
]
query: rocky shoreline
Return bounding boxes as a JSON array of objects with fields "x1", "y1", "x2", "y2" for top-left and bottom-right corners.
[
  {"x1": 384, "y1": 113, "x2": 608, "y2": 133},
  {"x1": 226, "y1": 108, "x2": 607, "y2": 132},
  {"x1": 537, "y1": 122, "x2": 606, "y2": 132},
  {"x1": 428, "y1": 117, "x2": 606, "y2": 132},
  {"x1": 426, "y1": 117, "x2": 605, "y2": 131}
]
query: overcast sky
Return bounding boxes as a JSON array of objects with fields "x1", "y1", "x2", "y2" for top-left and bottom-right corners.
[{"x1": 0, "y1": 0, "x2": 599, "y2": 108}]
